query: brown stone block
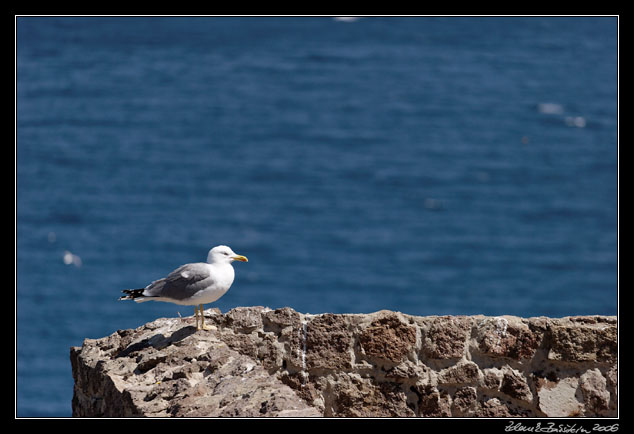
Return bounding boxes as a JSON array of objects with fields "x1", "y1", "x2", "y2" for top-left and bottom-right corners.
[
  {"x1": 358, "y1": 314, "x2": 417, "y2": 365},
  {"x1": 420, "y1": 316, "x2": 471, "y2": 359}
]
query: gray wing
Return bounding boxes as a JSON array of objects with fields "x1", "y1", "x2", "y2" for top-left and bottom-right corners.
[{"x1": 143, "y1": 263, "x2": 216, "y2": 301}]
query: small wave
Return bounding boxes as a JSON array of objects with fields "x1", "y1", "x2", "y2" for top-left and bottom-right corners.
[
  {"x1": 63, "y1": 250, "x2": 82, "y2": 267},
  {"x1": 564, "y1": 116, "x2": 586, "y2": 128},
  {"x1": 537, "y1": 103, "x2": 587, "y2": 128},
  {"x1": 537, "y1": 102, "x2": 564, "y2": 115}
]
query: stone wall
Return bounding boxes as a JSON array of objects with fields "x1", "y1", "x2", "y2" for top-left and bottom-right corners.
[{"x1": 70, "y1": 307, "x2": 617, "y2": 417}]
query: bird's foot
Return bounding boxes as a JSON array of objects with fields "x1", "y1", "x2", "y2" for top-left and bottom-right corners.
[{"x1": 197, "y1": 324, "x2": 215, "y2": 331}]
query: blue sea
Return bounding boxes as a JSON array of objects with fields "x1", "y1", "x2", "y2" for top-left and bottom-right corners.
[{"x1": 16, "y1": 16, "x2": 618, "y2": 416}]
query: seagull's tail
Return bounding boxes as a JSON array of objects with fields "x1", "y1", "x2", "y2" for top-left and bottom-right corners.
[{"x1": 119, "y1": 288, "x2": 148, "y2": 302}]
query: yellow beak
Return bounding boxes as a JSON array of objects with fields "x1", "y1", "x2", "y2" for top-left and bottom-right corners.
[{"x1": 232, "y1": 255, "x2": 248, "y2": 262}]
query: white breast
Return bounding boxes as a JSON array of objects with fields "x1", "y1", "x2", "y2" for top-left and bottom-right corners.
[{"x1": 192, "y1": 263, "x2": 235, "y2": 305}]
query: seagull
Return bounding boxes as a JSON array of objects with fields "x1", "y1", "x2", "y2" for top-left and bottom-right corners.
[{"x1": 119, "y1": 245, "x2": 248, "y2": 330}]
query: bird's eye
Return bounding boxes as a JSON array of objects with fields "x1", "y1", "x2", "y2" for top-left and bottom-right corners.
[{"x1": 223, "y1": 251, "x2": 229, "y2": 255}]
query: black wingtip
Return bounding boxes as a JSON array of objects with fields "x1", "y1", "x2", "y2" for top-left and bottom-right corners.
[{"x1": 119, "y1": 288, "x2": 145, "y2": 300}]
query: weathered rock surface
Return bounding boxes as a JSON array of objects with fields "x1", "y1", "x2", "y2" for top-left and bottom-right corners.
[{"x1": 71, "y1": 307, "x2": 617, "y2": 417}]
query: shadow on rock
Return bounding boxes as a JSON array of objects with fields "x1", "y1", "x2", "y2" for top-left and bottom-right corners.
[{"x1": 115, "y1": 326, "x2": 197, "y2": 358}]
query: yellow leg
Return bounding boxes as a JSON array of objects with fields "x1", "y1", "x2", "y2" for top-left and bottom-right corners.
[
  {"x1": 198, "y1": 304, "x2": 213, "y2": 331},
  {"x1": 194, "y1": 305, "x2": 200, "y2": 329}
]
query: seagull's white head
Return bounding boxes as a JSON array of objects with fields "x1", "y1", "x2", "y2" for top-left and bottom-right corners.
[{"x1": 207, "y1": 245, "x2": 248, "y2": 264}]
